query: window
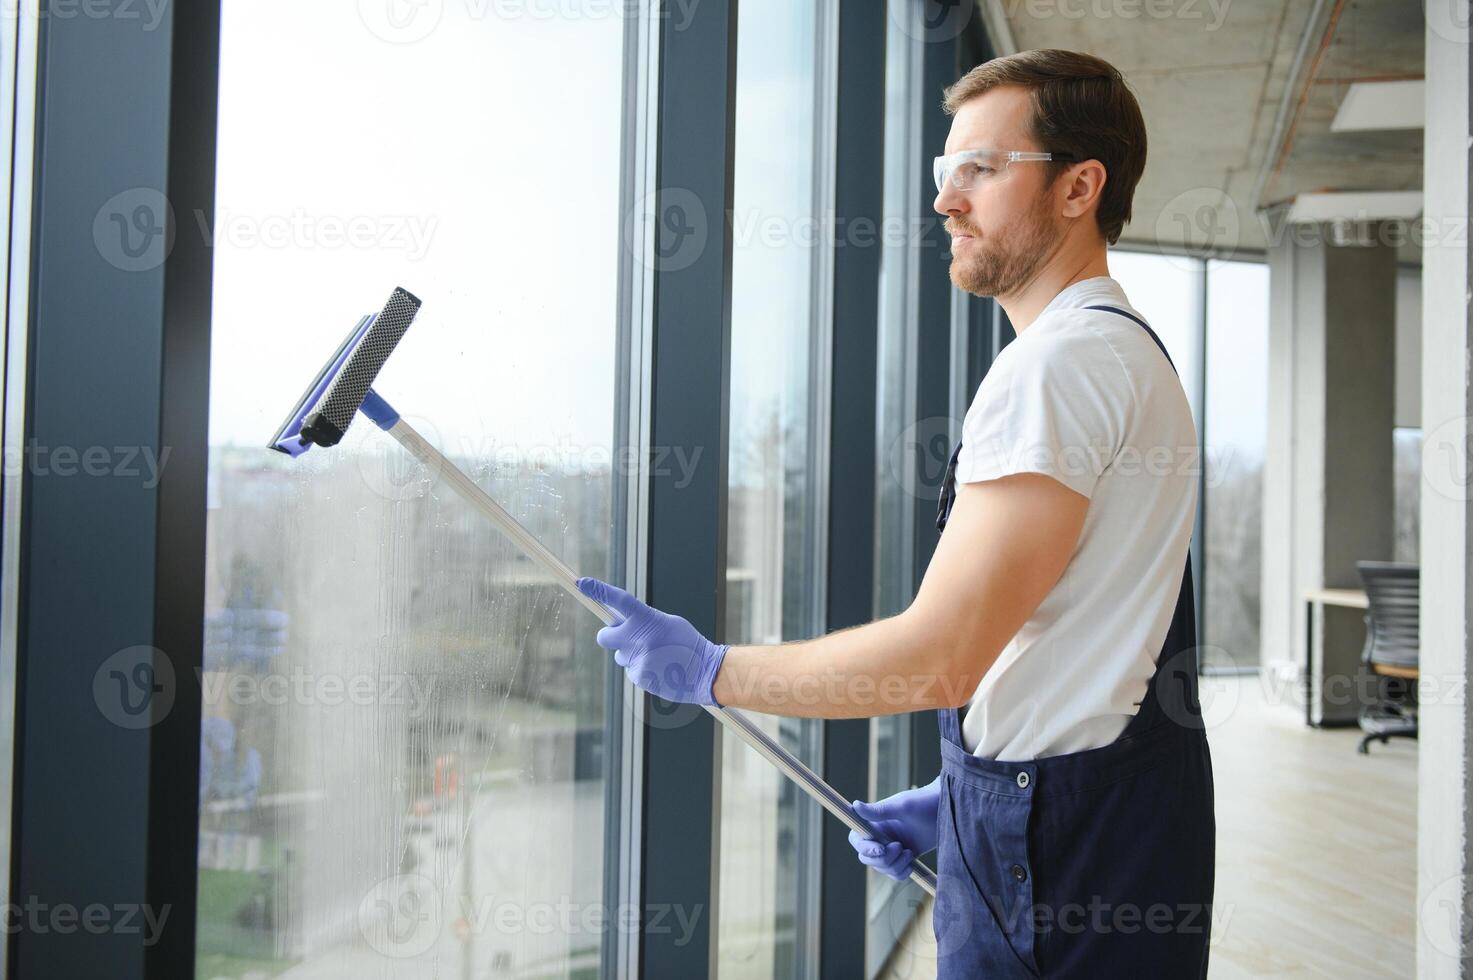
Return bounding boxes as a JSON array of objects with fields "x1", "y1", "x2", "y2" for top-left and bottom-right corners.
[
  {"x1": 1204, "y1": 259, "x2": 1269, "y2": 670},
  {"x1": 868, "y1": 2, "x2": 925, "y2": 972},
  {"x1": 1109, "y1": 250, "x2": 1205, "y2": 392},
  {"x1": 198, "y1": 3, "x2": 628, "y2": 976},
  {"x1": 0, "y1": 10, "x2": 38, "y2": 970},
  {"x1": 1111, "y1": 251, "x2": 1271, "y2": 672},
  {"x1": 718, "y1": 0, "x2": 828, "y2": 974}
]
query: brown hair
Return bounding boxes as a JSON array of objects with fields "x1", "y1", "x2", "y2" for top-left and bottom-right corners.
[{"x1": 942, "y1": 49, "x2": 1146, "y2": 245}]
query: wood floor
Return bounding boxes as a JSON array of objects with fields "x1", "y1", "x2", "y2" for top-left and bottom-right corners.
[{"x1": 878, "y1": 674, "x2": 1418, "y2": 978}]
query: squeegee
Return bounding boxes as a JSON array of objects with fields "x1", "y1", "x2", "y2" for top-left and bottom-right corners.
[{"x1": 270, "y1": 286, "x2": 939, "y2": 897}]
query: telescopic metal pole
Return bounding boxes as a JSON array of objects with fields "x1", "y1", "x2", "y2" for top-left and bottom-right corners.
[{"x1": 382, "y1": 414, "x2": 938, "y2": 897}]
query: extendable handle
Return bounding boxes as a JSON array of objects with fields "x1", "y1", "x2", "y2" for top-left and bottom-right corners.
[{"x1": 369, "y1": 400, "x2": 938, "y2": 897}]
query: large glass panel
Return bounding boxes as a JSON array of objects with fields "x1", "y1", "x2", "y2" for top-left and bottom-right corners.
[
  {"x1": 1108, "y1": 250, "x2": 1205, "y2": 403},
  {"x1": 198, "y1": 4, "x2": 627, "y2": 977},
  {"x1": 718, "y1": 0, "x2": 825, "y2": 975},
  {"x1": 868, "y1": 1, "x2": 923, "y2": 973},
  {"x1": 0, "y1": 10, "x2": 38, "y2": 969},
  {"x1": 1393, "y1": 267, "x2": 1422, "y2": 564},
  {"x1": 1204, "y1": 259, "x2": 1269, "y2": 670},
  {"x1": 873, "y1": 3, "x2": 922, "y2": 627}
]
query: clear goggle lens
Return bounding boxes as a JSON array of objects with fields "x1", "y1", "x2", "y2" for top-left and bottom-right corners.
[{"x1": 932, "y1": 149, "x2": 1074, "y2": 192}]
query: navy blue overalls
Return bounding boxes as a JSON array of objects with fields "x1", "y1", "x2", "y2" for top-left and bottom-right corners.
[{"x1": 929, "y1": 305, "x2": 1215, "y2": 979}]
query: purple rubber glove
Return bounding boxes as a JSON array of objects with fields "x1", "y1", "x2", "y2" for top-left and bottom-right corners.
[
  {"x1": 847, "y1": 776, "x2": 942, "y2": 881},
  {"x1": 576, "y1": 577, "x2": 730, "y2": 706}
]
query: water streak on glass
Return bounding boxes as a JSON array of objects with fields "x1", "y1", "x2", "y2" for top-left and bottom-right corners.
[{"x1": 199, "y1": 3, "x2": 622, "y2": 976}]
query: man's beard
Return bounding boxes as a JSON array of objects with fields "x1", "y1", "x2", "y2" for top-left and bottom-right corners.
[{"x1": 948, "y1": 200, "x2": 1058, "y2": 297}]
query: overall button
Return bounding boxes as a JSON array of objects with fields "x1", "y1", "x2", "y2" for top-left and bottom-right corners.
[
  {"x1": 1011, "y1": 864, "x2": 1028, "y2": 882},
  {"x1": 1015, "y1": 770, "x2": 1030, "y2": 789}
]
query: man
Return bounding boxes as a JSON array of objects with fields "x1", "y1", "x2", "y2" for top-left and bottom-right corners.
[{"x1": 577, "y1": 49, "x2": 1213, "y2": 978}]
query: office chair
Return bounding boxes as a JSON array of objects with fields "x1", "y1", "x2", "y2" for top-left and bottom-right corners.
[{"x1": 1354, "y1": 561, "x2": 1419, "y2": 755}]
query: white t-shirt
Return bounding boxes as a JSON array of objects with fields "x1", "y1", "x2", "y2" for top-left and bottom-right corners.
[{"x1": 953, "y1": 276, "x2": 1198, "y2": 761}]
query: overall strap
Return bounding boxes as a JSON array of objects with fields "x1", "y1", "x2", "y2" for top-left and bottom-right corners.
[
  {"x1": 1083, "y1": 304, "x2": 1177, "y2": 374},
  {"x1": 936, "y1": 301, "x2": 1202, "y2": 747},
  {"x1": 937, "y1": 304, "x2": 1175, "y2": 535},
  {"x1": 1081, "y1": 305, "x2": 1199, "y2": 737}
]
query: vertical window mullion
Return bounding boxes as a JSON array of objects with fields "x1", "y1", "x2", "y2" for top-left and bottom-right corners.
[
  {"x1": 640, "y1": 0, "x2": 739, "y2": 975},
  {"x1": 818, "y1": 0, "x2": 889, "y2": 973}
]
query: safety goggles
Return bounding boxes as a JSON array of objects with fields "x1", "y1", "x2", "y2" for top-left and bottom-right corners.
[{"x1": 932, "y1": 149, "x2": 1078, "y2": 192}]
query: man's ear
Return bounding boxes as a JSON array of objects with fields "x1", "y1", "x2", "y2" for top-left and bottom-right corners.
[{"x1": 1059, "y1": 160, "x2": 1107, "y2": 223}]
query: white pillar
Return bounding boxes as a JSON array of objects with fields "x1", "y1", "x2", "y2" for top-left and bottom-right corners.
[
  {"x1": 1261, "y1": 230, "x2": 1396, "y2": 718},
  {"x1": 1419, "y1": 4, "x2": 1473, "y2": 974}
]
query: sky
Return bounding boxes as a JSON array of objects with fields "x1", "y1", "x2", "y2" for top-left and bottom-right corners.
[
  {"x1": 208, "y1": 0, "x2": 1268, "y2": 469},
  {"x1": 209, "y1": 0, "x2": 625, "y2": 458},
  {"x1": 1111, "y1": 250, "x2": 1269, "y2": 464}
]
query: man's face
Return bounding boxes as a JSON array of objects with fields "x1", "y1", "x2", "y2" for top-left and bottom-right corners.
[{"x1": 934, "y1": 86, "x2": 1064, "y2": 297}]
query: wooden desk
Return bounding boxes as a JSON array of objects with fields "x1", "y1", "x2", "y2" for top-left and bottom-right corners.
[{"x1": 1304, "y1": 588, "x2": 1368, "y2": 727}]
